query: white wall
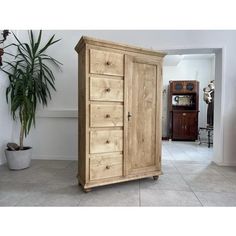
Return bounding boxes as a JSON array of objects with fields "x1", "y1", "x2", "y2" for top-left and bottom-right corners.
[
  {"x1": 0, "y1": 72, "x2": 13, "y2": 165},
  {"x1": 2, "y1": 30, "x2": 236, "y2": 166},
  {"x1": 162, "y1": 55, "x2": 215, "y2": 137},
  {"x1": 11, "y1": 30, "x2": 79, "y2": 160},
  {"x1": 0, "y1": 33, "x2": 16, "y2": 165}
]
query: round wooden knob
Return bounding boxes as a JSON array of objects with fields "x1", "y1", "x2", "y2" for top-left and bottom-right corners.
[
  {"x1": 105, "y1": 114, "x2": 110, "y2": 118},
  {"x1": 105, "y1": 88, "x2": 111, "y2": 92},
  {"x1": 106, "y1": 165, "x2": 110, "y2": 169},
  {"x1": 106, "y1": 140, "x2": 110, "y2": 144},
  {"x1": 106, "y1": 61, "x2": 111, "y2": 66}
]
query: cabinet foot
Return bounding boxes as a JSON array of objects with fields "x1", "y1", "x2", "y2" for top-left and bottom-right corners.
[
  {"x1": 153, "y1": 175, "x2": 159, "y2": 181},
  {"x1": 83, "y1": 188, "x2": 92, "y2": 193},
  {"x1": 78, "y1": 182, "x2": 92, "y2": 193}
]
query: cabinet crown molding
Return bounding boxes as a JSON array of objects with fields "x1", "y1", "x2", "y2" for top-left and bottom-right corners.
[{"x1": 75, "y1": 36, "x2": 166, "y2": 58}]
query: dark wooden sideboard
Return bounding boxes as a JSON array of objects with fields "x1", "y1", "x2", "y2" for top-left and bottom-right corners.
[{"x1": 168, "y1": 80, "x2": 199, "y2": 141}]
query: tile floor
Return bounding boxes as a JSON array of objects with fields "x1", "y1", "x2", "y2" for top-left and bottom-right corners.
[{"x1": 1, "y1": 141, "x2": 236, "y2": 206}]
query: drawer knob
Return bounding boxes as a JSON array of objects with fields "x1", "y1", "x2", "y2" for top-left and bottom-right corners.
[
  {"x1": 182, "y1": 113, "x2": 186, "y2": 116},
  {"x1": 105, "y1": 114, "x2": 110, "y2": 118},
  {"x1": 106, "y1": 165, "x2": 110, "y2": 169},
  {"x1": 106, "y1": 61, "x2": 111, "y2": 66},
  {"x1": 105, "y1": 88, "x2": 111, "y2": 92},
  {"x1": 106, "y1": 140, "x2": 110, "y2": 144},
  {"x1": 128, "y1": 112, "x2": 132, "y2": 121}
]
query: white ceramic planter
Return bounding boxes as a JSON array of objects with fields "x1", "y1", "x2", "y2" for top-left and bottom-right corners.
[{"x1": 5, "y1": 147, "x2": 32, "y2": 170}]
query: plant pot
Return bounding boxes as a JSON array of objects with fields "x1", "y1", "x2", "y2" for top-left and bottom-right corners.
[{"x1": 5, "y1": 147, "x2": 32, "y2": 170}]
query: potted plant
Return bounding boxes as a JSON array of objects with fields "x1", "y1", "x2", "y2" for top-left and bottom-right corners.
[{"x1": 0, "y1": 30, "x2": 62, "y2": 170}]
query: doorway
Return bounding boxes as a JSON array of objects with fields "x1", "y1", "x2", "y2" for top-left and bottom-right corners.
[{"x1": 161, "y1": 48, "x2": 224, "y2": 165}]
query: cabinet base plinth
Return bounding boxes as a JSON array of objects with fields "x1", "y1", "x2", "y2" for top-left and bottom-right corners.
[{"x1": 83, "y1": 188, "x2": 92, "y2": 193}]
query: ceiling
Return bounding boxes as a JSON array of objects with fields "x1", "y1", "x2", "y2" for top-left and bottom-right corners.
[{"x1": 164, "y1": 54, "x2": 215, "y2": 66}]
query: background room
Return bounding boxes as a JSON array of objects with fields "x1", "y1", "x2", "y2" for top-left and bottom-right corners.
[{"x1": 162, "y1": 53, "x2": 215, "y2": 162}]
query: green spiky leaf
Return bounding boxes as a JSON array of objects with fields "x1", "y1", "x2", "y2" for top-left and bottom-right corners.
[{"x1": 0, "y1": 30, "x2": 62, "y2": 148}]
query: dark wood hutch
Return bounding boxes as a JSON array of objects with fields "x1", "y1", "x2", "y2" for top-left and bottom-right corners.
[{"x1": 168, "y1": 80, "x2": 199, "y2": 141}]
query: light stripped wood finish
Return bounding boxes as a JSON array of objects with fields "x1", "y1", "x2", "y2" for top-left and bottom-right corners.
[
  {"x1": 90, "y1": 130, "x2": 123, "y2": 154},
  {"x1": 126, "y1": 57, "x2": 161, "y2": 175},
  {"x1": 76, "y1": 36, "x2": 165, "y2": 58},
  {"x1": 89, "y1": 154, "x2": 123, "y2": 181},
  {"x1": 90, "y1": 104, "x2": 123, "y2": 127},
  {"x1": 90, "y1": 49, "x2": 124, "y2": 76},
  {"x1": 77, "y1": 47, "x2": 86, "y2": 184},
  {"x1": 75, "y1": 36, "x2": 165, "y2": 192},
  {"x1": 90, "y1": 77, "x2": 124, "y2": 102},
  {"x1": 84, "y1": 169, "x2": 162, "y2": 189}
]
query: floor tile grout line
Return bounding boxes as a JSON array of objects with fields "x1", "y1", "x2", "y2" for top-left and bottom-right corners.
[
  {"x1": 187, "y1": 189, "x2": 236, "y2": 194},
  {"x1": 173, "y1": 162, "x2": 204, "y2": 207},
  {"x1": 211, "y1": 167, "x2": 236, "y2": 184},
  {"x1": 170, "y1": 161, "x2": 236, "y2": 195}
]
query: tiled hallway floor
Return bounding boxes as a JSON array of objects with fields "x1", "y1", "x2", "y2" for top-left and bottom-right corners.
[{"x1": 1, "y1": 141, "x2": 236, "y2": 206}]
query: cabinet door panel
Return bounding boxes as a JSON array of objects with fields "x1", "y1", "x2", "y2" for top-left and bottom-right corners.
[
  {"x1": 172, "y1": 112, "x2": 198, "y2": 140},
  {"x1": 125, "y1": 56, "x2": 162, "y2": 175},
  {"x1": 172, "y1": 112, "x2": 184, "y2": 139},
  {"x1": 184, "y1": 113, "x2": 198, "y2": 140}
]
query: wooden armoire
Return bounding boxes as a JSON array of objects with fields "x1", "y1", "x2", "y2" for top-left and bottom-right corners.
[
  {"x1": 168, "y1": 80, "x2": 199, "y2": 141},
  {"x1": 75, "y1": 36, "x2": 165, "y2": 192}
]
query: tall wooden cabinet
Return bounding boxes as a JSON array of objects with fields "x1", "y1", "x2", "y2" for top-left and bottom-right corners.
[
  {"x1": 168, "y1": 80, "x2": 199, "y2": 141},
  {"x1": 75, "y1": 36, "x2": 165, "y2": 192}
]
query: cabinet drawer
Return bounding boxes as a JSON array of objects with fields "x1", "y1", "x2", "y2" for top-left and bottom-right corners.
[
  {"x1": 90, "y1": 77, "x2": 124, "y2": 102},
  {"x1": 90, "y1": 104, "x2": 123, "y2": 127},
  {"x1": 90, "y1": 49, "x2": 124, "y2": 76},
  {"x1": 90, "y1": 130, "x2": 123, "y2": 154},
  {"x1": 89, "y1": 154, "x2": 123, "y2": 181}
]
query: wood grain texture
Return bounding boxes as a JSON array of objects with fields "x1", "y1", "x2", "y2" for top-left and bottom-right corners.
[
  {"x1": 90, "y1": 49, "x2": 124, "y2": 76},
  {"x1": 156, "y1": 62, "x2": 163, "y2": 171},
  {"x1": 172, "y1": 111, "x2": 198, "y2": 140},
  {"x1": 89, "y1": 154, "x2": 123, "y2": 180},
  {"x1": 75, "y1": 36, "x2": 166, "y2": 58},
  {"x1": 169, "y1": 80, "x2": 199, "y2": 141},
  {"x1": 123, "y1": 55, "x2": 132, "y2": 176},
  {"x1": 170, "y1": 80, "x2": 199, "y2": 94},
  {"x1": 90, "y1": 130, "x2": 123, "y2": 154},
  {"x1": 85, "y1": 45, "x2": 90, "y2": 183},
  {"x1": 90, "y1": 104, "x2": 123, "y2": 127},
  {"x1": 90, "y1": 77, "x2": 124, "y2": 102},
  {"x1": 78, "y1": 47, "x2": 86, "y2": 183},
  {"x1": 84, "y1": 170, "x2": 162, "y2": 189},
  {"x1": 76, "y1": 36, "x2": 164, "y2": 191},
  {"x1": 126, "y1": 57, "x2": 161, "y2": 175}
]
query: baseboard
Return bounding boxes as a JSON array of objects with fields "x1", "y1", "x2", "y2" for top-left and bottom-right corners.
[
  {"x1": 213, "y1": 160, "x2": 236, "y2": 166},
  {"x1": 0, "y1": 159, "x2": 6, "y2": 166},
  {"x1": 32, "y1": 154, "x2": 77, "y2": 161},
  {"x1": 1, "y1": 154, "x2": 77, "y2": 164},
  {"x1": 162, "y1": 137, "x2": 170, "y2": 140},
  {"x1": 0, "y1": 155, "x2": 6, "y2": 166}
]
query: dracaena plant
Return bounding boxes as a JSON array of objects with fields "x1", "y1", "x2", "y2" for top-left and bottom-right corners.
[{"x1": 0, "y1": 30, "x2": 62, "y2": 150}]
